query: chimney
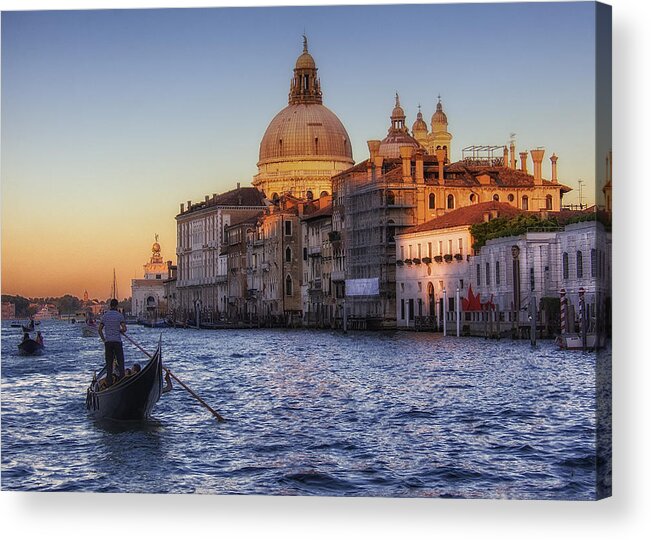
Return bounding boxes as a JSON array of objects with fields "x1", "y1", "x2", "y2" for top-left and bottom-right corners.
[
  {"x1": 530, "y1": 148, "x2": 545, "y2": 184},
  {"x1": 435, "y1": 148, "x2": 446, "y2": 185},
  {"x1": 414, "y1": 149, "x2": 425, "y2": 183},
  {"x1": 503, "y1": 146, "x2": 509, "y2": 167},
  {"x1": 180, "y1": 203, "x2": 185, "y2": 213},
  {"x1": 550, "y1": 153, "x2": 558, "y2": 183},
  {"x1": 187, "y1": 200, "x2": 191, "y2": 210},
  {"x1": 373, "y1": 155, "x2": 384, "y2": 175},
  {"x1": 367, "y1": 140, "x2": 381, "y2": 161},
  {"x1": 399, "y1": 146, "x2": 413, "y2": 182},
  {"x1": 366, "y1": 161, "x2": 373, "y2": 182},
  {"x1": 205, "y1": 195, "x2": 209, "y2": 202},
  {"x1": 212, "y1": 193, "x2": 217, "y2": 199},
  {"x1": 519, "y1": 152, "x2": 528, "y2": 174},
  {"x1": 509, "y1": 141, "x2": 516, "y2": 169},
  {"x1": 237, "y1": 182, "x2": 240, "y2": 189}
]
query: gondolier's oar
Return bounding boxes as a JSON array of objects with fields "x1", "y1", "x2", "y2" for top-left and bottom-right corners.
[{"x1": 122, "y1": 333, "x2": 225, "y2": 422}]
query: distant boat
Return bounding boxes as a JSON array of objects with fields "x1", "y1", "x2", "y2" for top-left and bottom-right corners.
[
  {"x1": 85, "y1": 338, "x2": 163, "y2": 421},
  {"x1": 34, "y1": 305, "x2": 58, "y2": 320},
  {"x1": 555, "y1": 333, "x2": 606, "y2": 351},
  {"x1": 142, "y1": 319, "x2": 169, "y2": 328},
  {"x1": 18, "y1": 338, "x2": 44, "y2": 356},
  {"x1": 82, "y1": 324, "x2": 97, "y2": 337}
]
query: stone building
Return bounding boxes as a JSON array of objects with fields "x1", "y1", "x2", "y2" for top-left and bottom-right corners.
[
  {"x1": 332, "y1": 96, "x2": 572, "y2": 328},
  {"x1": 131, "y1": 237, "x2": 171, "y2": 321},
  {"x1": 395, "y1": 201, "x2": 523, "y2": 329},
  {"x1": 175, "y1": 185, "x2": 266, "y2": 322},
  {"x1": 253, "y1": 37, "x2": 354, "y2": 200}
]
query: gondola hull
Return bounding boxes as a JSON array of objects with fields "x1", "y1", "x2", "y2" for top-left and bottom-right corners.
[
  {"x1": 17, "y1": 339, "x2": 44, "y2": 356},
  {"x1": 86, "y1": 341, "x2": 163, "y2": 421}
]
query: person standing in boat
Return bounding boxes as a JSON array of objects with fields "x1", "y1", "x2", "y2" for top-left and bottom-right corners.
[{"x1": 98, "y1": 299, "x2": 127, "y2": 386}]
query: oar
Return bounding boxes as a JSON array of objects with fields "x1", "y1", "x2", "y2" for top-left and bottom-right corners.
[{"x1": 122, "y1": 333, "x2": 225, "y2": 422}]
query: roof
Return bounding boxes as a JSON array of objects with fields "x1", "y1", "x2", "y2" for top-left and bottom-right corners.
[
  {"x1": 179, "y1": 187, "x2": 266, "y2": 216},
  {"x1": 225, "y1": 210, "x2": 264, "y2": 228},
  {"x1": 401, "y1": 201, "x2": 525, "y2": 234},
  {"x1": 301, "y1": 203, "x2": 333, "y2": 221},
  {"x1": 333, "y1": 157, "x2": 572, "y2": 193}
]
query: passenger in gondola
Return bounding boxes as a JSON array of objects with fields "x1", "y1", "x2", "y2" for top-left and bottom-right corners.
[
  {"x1": 98, "y1": 299, "x2": 127, "y2": 386},
  {"x1": 28, "y1": 317, "x2": 35, "y2": 330},
  {"x1": 132, "y1": 363, "x2": 141, "y2": 374},
  {"x1": 21, "y1": 332, "x2": 30, "y2": 343},
  {"x1": 35, "y1": 331, "x2": 44, "y2": 346},
  {"x1": 162, "y1": 371, "x2": 172, "y2": 394}
]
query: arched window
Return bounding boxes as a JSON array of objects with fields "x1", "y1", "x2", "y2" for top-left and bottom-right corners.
[
  {"x1": 577, "y1": 251, "x2": 583, "y2": 278},
  {"x1": 447, "y1": 194, "x2": 455, "y2": 209},
  {"x1": 271, "y1": 192, "x2": 279, "y2": 203},
  {"x1": 306, "y1": 190, "x2": 313, "y2": 200},
  {"x1": 285, "y1": 246, "x2": 292, "y2": 262},
  {"x1": 285, "y1": 275, "x2": 293, "y2": 296},
  {"x1": 508, "y1": 193, "x2": 515, "y2": 202},
  {"x1": 320, "y1": 191, "x2": 329, "y2": 198},
  {"x1": 387, "y1": 219, "x2": 395, "y2": 243},
  {"x1": 493, "y1": 194, "x2": 500, "y2": 202},
  {"x1": 546, "y1": 195, "x2": 553, "y2": 210},
  {"x1": 522, "y1": 195, "x2": 529, "y2": 210},
  {"x1": 591, "y1": 248, "x2": 597, "y2": 278},
  {"x1": 386, "y1": 190, "x2": 396, "y2": 205},
  {"x1": 562, "y1": 252, "x2": 569, "y2": 279},
  {"x1": 429, "y1": 193, "x2": 436, "y2": 209},
  {"x1": 469, "y1": 193, "x2": 477, "y2": 203}
]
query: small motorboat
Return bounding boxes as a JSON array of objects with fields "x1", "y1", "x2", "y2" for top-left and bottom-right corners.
[
  {"x1": 85, "y1": 338, "x2": 163, "y2": 421},
  {"x1": 18, "y1": 338, "x2": 45, "y2": 356}
]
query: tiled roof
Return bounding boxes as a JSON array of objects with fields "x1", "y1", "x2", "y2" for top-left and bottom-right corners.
[
  {"x1": 181, "y1": 186, "x2": 266, "y2": 216},
  {"x1": 226, "y1": 210, "x2": 264, "y2": 228},
  {"x1": 400, "y1": 201, "x2": 525, "y2": 234},
  {"x1": 301, "y1": 203, "x2": 333, "y2": 221}
]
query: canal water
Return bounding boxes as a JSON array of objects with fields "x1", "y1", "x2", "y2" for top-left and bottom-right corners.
[{"x1": 1, "y1": 320, "x2": 605, "y2": 499}]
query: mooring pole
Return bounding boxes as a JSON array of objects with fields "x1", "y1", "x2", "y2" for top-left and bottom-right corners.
[
  {"x1": 443, "y1": 289, "x2": 447, "y2": 337},
  {"x1": 456, "y1": 287, "x2": 460, "y2": 337}
]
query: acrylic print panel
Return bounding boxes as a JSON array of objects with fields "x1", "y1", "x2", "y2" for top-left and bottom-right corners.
[{"x1": 0, "y1": 1, "x2": 611, "y2": 500}]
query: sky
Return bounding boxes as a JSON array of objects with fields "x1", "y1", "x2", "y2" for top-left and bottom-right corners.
[{"x1": 1, "y1": 1, "x2": 604, "y2": 299}]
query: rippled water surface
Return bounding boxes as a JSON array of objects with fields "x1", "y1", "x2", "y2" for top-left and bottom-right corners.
[{"x1": 2, "y1": 320, "x2": 604, "y2": 499}]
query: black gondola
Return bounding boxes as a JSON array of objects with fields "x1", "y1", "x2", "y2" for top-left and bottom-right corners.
[
  {"x1": 17, "y1": 339, "x2": 44, "y2": 356},
  {"x1": 85, "y1": 338, "x2": 163, "y2": 421}
]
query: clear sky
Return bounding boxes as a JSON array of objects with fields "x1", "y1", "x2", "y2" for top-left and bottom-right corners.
[{"x1": 1, "y1": 1, "x2": 602, "y2": 299}]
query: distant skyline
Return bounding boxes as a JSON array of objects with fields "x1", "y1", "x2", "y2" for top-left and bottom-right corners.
[{"x1": 2, "y1": 2, "x2": 604, "y2": 299}]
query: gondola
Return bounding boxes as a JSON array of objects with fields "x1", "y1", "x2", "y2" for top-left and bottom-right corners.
[
  {"x1": 17, "y1": 338, "x2": 44, "y2": 356},
  {"x1": 85, "y1": 338, "x2": 163, "y2": 421}
]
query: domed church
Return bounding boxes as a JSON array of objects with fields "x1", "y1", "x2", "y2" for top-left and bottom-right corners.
[{"x1": 253, "y1": 37, "x2": 354, "y2": 201}]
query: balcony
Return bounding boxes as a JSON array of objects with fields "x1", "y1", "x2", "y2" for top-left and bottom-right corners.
[{"x1": 308, "y1": 245, "x2": 322, "y2": 257}]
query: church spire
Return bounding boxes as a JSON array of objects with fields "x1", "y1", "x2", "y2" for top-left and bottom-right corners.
[{"x1": 289, "y1": 36, "x2": 322, "y2": 105}]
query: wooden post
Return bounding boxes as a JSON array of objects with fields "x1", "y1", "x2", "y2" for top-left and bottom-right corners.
[
  {"x1": 443, "y1": 289, "x2": 447, "y2": 336},
  {"x1": 456, "y1": 287, "x2": 460, "y2": 337},
  {"x1": 496, "y1": 303, "x2": 501, "y2": 339},
  {"x1": 343, "y1": 299, "x2": 348, "y2": 334},
  {"x1": 579, "y1": 287, "x2": 587, "y2": 350},
  {"x1": 530, "y1": 294, "x2": 537, "y2": 347}
]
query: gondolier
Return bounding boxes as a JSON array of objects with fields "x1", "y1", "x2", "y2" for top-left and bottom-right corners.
[{"x1": 98, "y1": 299, "x2": 127, "y2": 386}]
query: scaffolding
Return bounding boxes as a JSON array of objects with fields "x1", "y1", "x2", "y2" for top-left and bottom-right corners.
[{"x1": 462, "y1": 145, "x2": 506, "y2": 167}]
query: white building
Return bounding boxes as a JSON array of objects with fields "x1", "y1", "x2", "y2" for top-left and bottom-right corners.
[{"x1": 131, "y1": 237, "x2": 170, "y2": 320}]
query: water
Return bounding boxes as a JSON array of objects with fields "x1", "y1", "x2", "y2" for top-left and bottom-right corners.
[{"x1": 1, "y1": 320, "x2": 604, "y2": 499}]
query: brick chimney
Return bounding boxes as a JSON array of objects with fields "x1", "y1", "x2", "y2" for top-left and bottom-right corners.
[
  {"x1": 530, "y1": 148, "x2": 545, "y2": 185},
  {"x1": 399, "y1": 146, "x2": 413, "y2": 182},
  {"x1": 519, "y1": 152, "x2": 528, "y2": 174},
  {"x1": 435, "y1": 148, "x2": 446, "y2": 185},
  {"x1": 414, "y1": 148, "x2": 425, "y2": 184},
  {"x1": 503, "y1": 146, "x2": 509, "y2": 168},
  {"x1": 367, "y1": 140, "x2": 381, "y2": 162},
  {"x1": 510, "y1": 141, "x2": 516, "y2": 169},
  {"x1": 550, "y1": 153, "x2": 558, "y2": 183},
  {"x1": 187, "y1": 200, "x2": 191, "y2": 210},
  {"x1": 180, "y1": 203, "x2": 185, "y2": 213}
]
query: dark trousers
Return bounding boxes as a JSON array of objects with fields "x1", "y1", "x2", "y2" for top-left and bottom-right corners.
[{"x1": 104, "y1": 341, "x2": 125, "y2": 385}]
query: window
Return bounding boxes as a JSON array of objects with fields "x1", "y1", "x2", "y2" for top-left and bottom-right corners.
[
  {"x1": 285, "y1": 275, "x2": 293, "y2": 296},
  {"x1": 476, "y1": 264, "x2": 481, "y2": 286},
  {"x1": 447, "y1": 194, "x2": 455, "y2": 209},
  {"x1": 408, "y1": 299, "x2": 414, "y2": 321},
  {"x1": 306, "y1": 190, "x2": 313, "y2": 200},
  {"x1": 320, "y1": 191, "x2": 329, "y2": 198},
  {"x1": 591, "y1": 248, "x2": 597, "y2": 278},
  {"x1": 577, "y1": 251, "x2": 583, "y2": 278},
  {"x1": 285, "y1": 246, "x2": 292, "y2": 262},
  {"x1": 438, "y1": 241, "x2": 443, "y2": 255},
  {"x1": 400, "y1": 246, "x2": 405, "y2": 260},
  {"x1": 496, "y1": 261, "x2": 500, "y2": 285},
  {"x1": 387, "y1": 220, "x2": 395, "y2": 243},
  {"x1": 284, "y1": 220, "x2": 292, "y2": 236},
  {"x1": 562, "y1": 252, "x2": 569, "y2": 279},
  {"x1": 448, "y1": 239, "x2": 453, "y2": 254},
  {"x1": 429, "y1": 193, "x2": 436, "y2": 209},
  {"x1": 428, "y1": 242, "x2": 432, "y2": 258},
  {"x1": 303, "y1": 247, "x2": 308, "y2": 260},
  {"x1": 508, "y1": 193, "x2": 514, "y2": 202},
  {"x1": 156, "y1": 274, "x2": 161, "y2": 280},
  {"x1": 522, "y1": 195, "x2": 529, "y2": 210},
  {"x1": 486, "y1": 262, "x2": 490, "y2": 285},
  {"x1": 546, "y1": 195, "x2": 553, "y2": 210},
  {"x1": 458, "y1": 238, "x2": 463, "y2": 255},
  {"x1": 401, "y1": 299, "x2": 405, "y2": 320},
  {"x1": 386, "y1": 190, "x2": 396, "y2": 205},
  {"x1": 493, "y1": 194, "x2": 500, "y2": 202},
  {"x1": 469, "y1": 193, "x2": 476, "y2": 203},
  {"x1": 417, "y1": 244, "x2": 422, "y2": 258}
]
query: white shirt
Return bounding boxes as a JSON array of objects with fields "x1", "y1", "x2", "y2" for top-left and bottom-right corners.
[{"x1": 101, "y1": 310, "x2": 125, "y2": 342}]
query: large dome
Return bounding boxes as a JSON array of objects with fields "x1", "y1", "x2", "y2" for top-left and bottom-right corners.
[{"x1": 258, "y1": 103, "x2": 353, "y2": 166}]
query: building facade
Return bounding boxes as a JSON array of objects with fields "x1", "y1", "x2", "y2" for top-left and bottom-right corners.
[{"x1": 131, "y1": 237, "x2": 171, "y2": 320}]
